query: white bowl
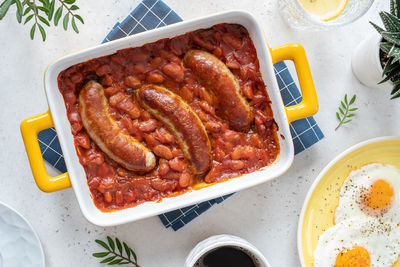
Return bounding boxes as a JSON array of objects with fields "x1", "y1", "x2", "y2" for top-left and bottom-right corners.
[{"x1": 185, "y1": 234, "x2": 271, "y2": 267}]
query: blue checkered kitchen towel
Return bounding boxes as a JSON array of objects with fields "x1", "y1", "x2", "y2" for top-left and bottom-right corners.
[{"x1": 38, "y1": 0, "x2": 324, "y2": 231}]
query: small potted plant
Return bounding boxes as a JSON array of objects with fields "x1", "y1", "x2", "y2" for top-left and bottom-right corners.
[{"x1": 352, "y1": 0, "x2": 400, "y2": 99}]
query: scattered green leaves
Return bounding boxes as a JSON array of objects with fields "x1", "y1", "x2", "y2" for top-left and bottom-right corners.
[
  {"x1": 370, "y1": 0, "x2": 400, "y2": 99},
  {"x1": 93, "y1": 236, "x2": 141, "y2": 267},
  {"x1": 335, "y1": 94, "x2": 358, "y2": 131},
  {"x1": 0, "y1": 0, "x2": 84, "y2": 41}
]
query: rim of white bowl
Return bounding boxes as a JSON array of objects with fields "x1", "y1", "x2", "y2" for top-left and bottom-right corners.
[{"x1": 0, "y1": 200, "x2": 45, "y2": 267}]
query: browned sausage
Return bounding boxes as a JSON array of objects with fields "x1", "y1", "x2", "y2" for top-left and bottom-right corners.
[
  {"x1": 136, "y1": 85, "x2": 211, "y2": 174},
  {"x1": 183, "y1": 49, "x2": 253, "y2": 131},
  {"x1": 79, "y1": 81, "x2": 156, "y2": 172}
]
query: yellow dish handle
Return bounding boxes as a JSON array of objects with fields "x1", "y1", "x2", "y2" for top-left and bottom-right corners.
[
  {"x1": 20, "y1": 111, "x2": 71, "y2": 192},
  {"x1": 270, "y1": 43, "x2": 319, "y2": 123}
]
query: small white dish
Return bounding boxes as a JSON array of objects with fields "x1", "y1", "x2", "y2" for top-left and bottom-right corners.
[
  {"x1": 185, "y1": 234, "x2": 270, "y2": 267},
  {"x1": 0, "y1": 201, "x2": 44, "y2": 267}
]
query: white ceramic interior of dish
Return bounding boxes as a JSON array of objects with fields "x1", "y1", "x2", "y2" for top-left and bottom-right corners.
[{"x1": 44, "y1": 10, "x2": 294, "y2": 226}]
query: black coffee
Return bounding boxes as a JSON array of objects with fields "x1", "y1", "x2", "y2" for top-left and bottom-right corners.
[{"x1": 195, "y1": 246, "x2": 257, "y2": 267}]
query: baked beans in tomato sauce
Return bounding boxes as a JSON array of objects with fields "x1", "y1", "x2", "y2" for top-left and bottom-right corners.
[{"x1": 58, "y1": 23, "x2": 280, "y2": 211}]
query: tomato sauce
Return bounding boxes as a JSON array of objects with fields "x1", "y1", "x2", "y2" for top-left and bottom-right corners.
[{"x1": 57, "y1": 23, "x2": 280, "y2": 211}]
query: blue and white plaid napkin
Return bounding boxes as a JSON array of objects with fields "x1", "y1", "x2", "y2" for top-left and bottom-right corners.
[{"x1": 37, "y1": 0, "x2": 324, "y2": 231}]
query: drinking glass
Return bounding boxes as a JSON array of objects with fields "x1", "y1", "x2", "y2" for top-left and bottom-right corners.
[{"x1": 279, "y1": 0, "x2": 375, "y2": 31}]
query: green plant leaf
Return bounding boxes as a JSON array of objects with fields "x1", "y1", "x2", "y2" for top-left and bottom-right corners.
[
  {"x1": 380, "y1": 11, "x2": 400, "y2": 32},
  {"x1": 379, "y1": 64, "x2": 400, "y2": 83},
  {"x1": 388, "y1": 45, "x2": 400, "y2": 63},
  {"x1": 62, "y1": 12, "x2": 69, "y2": 30},
  {"x1": 382, "y1": 31, "x2": 400, "y2": 46},
  {"x1": 30, "y1": 23, "x2": 36, "y2": 39},
  {"x1": 16, "y1": 7, "x2": 21, "y2": 21},
  {"x1": 37, "y1": 6, "x2": 48, "y2": 13},
  {"x1": 341, "y1": 101, "x2": 346, "y2": 110},
  {"x1": 53, "y1": 5, "x2": 62, "y2": 25},
  {"x1": 24, "y1": 13, "x2": 33, "y2": 24},
  {"x1": 123, "y1": 242, "x2": 131, "y2": 259},
  {"x1": 23, "y1": 6, "x2": 32, "y2": 16},
  {"x1": 343, "y1": 120, "x2": 352, "y2": 124},
  {"x1": 38, "y1": 15, "x2": 50, "y2": 26},
  {"x1": 47, "y1": 0, "x2": 54, "y2": 20},
  {"x1": 95, "y1": 239, "x2": 110, "y2": 251},
  {"x1": 391, "y1": 0, "x2": 396, "y2": 16},
  {"x1": 344, "y1": 94, "x2": 348, "y2": 104},
  {"x1": 349, "y1": 94, "x2": 356, "y2": 105},
  {"x1": 38, "y1": 23, "x2": 46, "y2": 41},
  {"x1": 118, "y1": 262, "x2": 131, "y2": 265},
  {"x1": 130, "y1": 248, "x2": 137, "y2": 262},
  {"x1": 381, "y1": 42, "x2": 393, "y2": 54},
  {"x1": 0, "y1": 0, "x2": 15, "y2": 19},
  {"x1": 339, "y1": 107, "x2": 344, "y2": 115},
  {"x1": 74, "y1": 13, "x2": 83, "y2": 23},
  {"x1": 388, "y1": 45, "x2": 400, "y2": 57},
  {"x1": 391, "y1": 83, "x2": 400, "y2": 95},
  {"x1": 15, "y1": 0, "x2": 22, "y2": 22},
  {"x1": 63, "y1": 0, "x2": 75, "y2": 4},
  {"x1": 336, "y1": 112, "x2": 340, "y2": 121},
  {"x1": 396, "y1": 0, "x2": 400, "y2": 18},
  {"x1": 71, "y1": 16, "x2": 78, "y2": 33},
  {"x1": 107, "y1": 236, "x2": 115, "y2": 251},
  {"x1": 391, "y1": 0, "x2": 400, "y2": 17},
  {"x1": 370, "y1": 21, "x2": 385, "y2": 34},
  {"x1": 70, "y1": 4, "x2": 78, "y2": 10},
  {"x1": 92, "y1": 252, "x2": 110, "y2": 258},
  {"x1": 347, "y1": 114, "x2": 355, "y2": 118},
  {"x1": 115, "y1": 238, "x2": 123, "y2": 255},
  {"x1": 382, "y1": 57, "x2": 396, "y2": 77},
  {"x1": 100, "y1": 256, "x2": 116, "y2": 263},
  {"x1": 391, "y1": 91, "x2": 400, "y2": 98},
  {"x1": 0, "y1": 0, "x2": 15, "y2": 20},
  {"x1": 109, "y1": 258, "x2": 123, "y2": 265},
  {"x1": 349, "y1": 108, "x2": 358, "y2": 111}
]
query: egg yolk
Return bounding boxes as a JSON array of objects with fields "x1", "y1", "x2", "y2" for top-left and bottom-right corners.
[
  {"x1": 335, "y1": 246, "x2": 371, "y2": 267},
  {"x1": 361, "y1": 179, "x2": 394, "y2": 216}
]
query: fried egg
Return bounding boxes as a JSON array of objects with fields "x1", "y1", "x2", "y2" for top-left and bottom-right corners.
[
  {"x1": 335, "y1": 163, "x2": 400, "y2": 225},
  {"x1": 314, "y1": 217, "x2": 400, "y2": 267}
]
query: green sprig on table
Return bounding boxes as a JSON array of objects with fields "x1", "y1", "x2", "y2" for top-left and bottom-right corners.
[
  {"x1": 93, "y1": 236, "x2": 141, "y2": 267},
  {"x1": 0, "y1": 0, "x2": 84, "y2": 41},
  {"x1": 335, "y1": 94, "x2": 358, "y2": 131}
]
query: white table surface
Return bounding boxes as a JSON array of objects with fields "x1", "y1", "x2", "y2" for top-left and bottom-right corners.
[{"x1": 0, "y1": 0, "x2": 398, "y2": 266}]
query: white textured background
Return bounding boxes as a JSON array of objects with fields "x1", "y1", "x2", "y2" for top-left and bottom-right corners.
[{"x1": 0, "y1": 0, "x2": 398, "y2": 266}]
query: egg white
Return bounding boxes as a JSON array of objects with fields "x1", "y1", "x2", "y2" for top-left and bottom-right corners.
[
  {"x1": 314, "y1": 217, "x2": 400, "y2": 267},
  {"x1": 335, "y1": 163, "x2": 400, "y2": 225}
]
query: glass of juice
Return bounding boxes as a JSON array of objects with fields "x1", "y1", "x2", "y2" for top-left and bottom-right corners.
[{"x1": 279, "y1": 0, "x2": 375, "y2": 30}]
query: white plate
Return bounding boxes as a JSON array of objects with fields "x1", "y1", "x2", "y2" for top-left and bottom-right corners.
[{"x1": 0, "y1": 201, "x2": 44, "y2": 267}]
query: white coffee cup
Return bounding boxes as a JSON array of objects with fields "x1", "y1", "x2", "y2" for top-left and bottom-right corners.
[{"x1": 184, "y1": 234, "x2": 271, "y2": 267}]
